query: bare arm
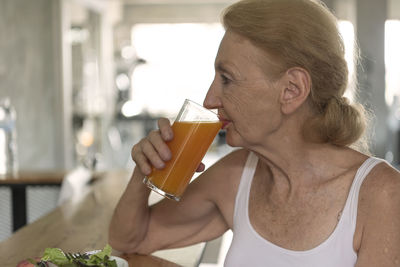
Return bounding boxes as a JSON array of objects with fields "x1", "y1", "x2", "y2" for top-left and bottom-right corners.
[
  {"x1": 109, "y1": 118, "x2": 173, "y2": 253},
  {"x1": 108, "y1": 118, "x2": 242, "y2": 254},
  {"x1": 108, "y1": 167, "x2": 152, "y2": 253},
  {"x1": 108, "y1": 164, "x2": 229, "y2": 254},
  {"x1": 355, "y1": 163, "x2": 400, "y2": 266}
]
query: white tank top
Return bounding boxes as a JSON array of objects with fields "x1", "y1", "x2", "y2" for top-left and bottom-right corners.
[{"x1": 224, "y1": 152, "x2": 383, "y2": 267}]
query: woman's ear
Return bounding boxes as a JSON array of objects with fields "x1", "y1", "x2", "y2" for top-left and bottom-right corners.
[{"x1": 279, "y1": 67, "x2": 311, "y2": 114}]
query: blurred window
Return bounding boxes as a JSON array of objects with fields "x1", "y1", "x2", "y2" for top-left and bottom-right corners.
[
  {"x1": 385, "y1": 20, "x2": 400, "y2": 107},
  {"x1": 130, "y1": 23, "x2": 224, "y2": 117},
  {"x1": 338, "y1": 20, "x2": 356, "y2": 101}
]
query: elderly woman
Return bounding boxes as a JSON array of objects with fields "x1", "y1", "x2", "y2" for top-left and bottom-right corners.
[{"x1": 109, "y1": 0, "x2": 400, "y2": 266}]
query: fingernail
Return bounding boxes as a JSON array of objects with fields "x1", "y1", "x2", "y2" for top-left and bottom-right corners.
[
  {"x1": 157, "y1": 161, "x2": 165, "y2": 169},
  {"x1": 166, "y1": 130, "x2": 173, "y2": 140},
  {"x1": 143, "y1": 166, "x2": 151, "y2": 175},
  {"x1": 163, "y1": 151, "x2": 171, "y2": 161}
]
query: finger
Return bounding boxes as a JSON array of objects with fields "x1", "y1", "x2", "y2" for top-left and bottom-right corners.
[
  {"x1": 158, "y1": 118, "x2": 173, "y2": 141},
  {"x1": 140, "y1": 139, "x2": 166, "y2": 170},
  {"x1": 137, "y1": 154, "x2": 152, "y2": 176},
  {"x1": 148, "y1": 130, "x2": 171, "y2": 161},
  {"x1": 196, "y1": 162, "x2": 205, "y2": 172},
  {"x1": 131, "y1": 144, "x2": 152, "y2": 175}
]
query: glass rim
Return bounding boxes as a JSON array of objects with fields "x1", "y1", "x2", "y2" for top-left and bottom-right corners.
[{"x1": 183, "y1": 98, "x2": 218, "y2": 117}]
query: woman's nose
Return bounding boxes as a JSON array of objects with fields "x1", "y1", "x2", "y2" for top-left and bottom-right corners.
[{"x1": 203, "y1": 81, "x2": 222, "y2": 109}]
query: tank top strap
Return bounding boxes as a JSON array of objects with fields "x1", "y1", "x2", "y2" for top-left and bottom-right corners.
[
  {"x1": 232, "y1": 151, "x2": 258, "y2": 230},
  {"x1": 345, "y1": 157, "x2": 385, "y2": 228}
]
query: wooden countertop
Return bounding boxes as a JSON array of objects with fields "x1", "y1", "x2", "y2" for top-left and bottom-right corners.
[
  {"x1": 0, "y1": 170, "x2": 105, "y2": 185},
  {"x1": 0, "y1": 170, "x2": 204, "y2": 267},
  {"x1": 0, "y1": 171, "x2": 67, "y2": 184}
]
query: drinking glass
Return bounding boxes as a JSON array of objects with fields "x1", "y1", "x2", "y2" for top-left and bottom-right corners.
[{"x1": 143, "y1": 99, "x2": 222, "y2": 201}]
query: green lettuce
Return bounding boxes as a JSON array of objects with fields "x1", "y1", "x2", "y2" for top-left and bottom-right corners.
[
  {"x1": 36, "y1": 244, "x2": 117, "y2": 267},
  {"x1": 41, "y1": 248, "x2": 69, "y2": 265},
  {"x1": 86, "y1": 244, "x2": 117, "y2": 267}
]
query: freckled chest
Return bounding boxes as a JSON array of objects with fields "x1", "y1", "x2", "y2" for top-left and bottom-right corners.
[{"x1": 248, "y1": 164, "x2": 355, "y2": 251}]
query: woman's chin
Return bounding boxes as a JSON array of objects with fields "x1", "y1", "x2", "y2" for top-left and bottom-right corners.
[{"x1": 225, "y1": 129, "x2": 242, "y2": 147}]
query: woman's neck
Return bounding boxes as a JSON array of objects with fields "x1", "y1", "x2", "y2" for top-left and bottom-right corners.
[{"x1": 250, "y1": 138, "x2": 359, "y2": 196}]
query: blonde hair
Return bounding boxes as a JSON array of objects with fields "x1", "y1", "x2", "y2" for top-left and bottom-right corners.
[{"x1": 223, "y1": 0, "x2": 368, "y2": 149}]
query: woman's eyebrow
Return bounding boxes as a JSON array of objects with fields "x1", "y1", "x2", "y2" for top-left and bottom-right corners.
[
  {"x1": 215, "y1": 61, "x2": 227, "y2": 72},
  {"x1": 216, "y1": 61, "x2": 245, "y2": 81},
  {"x1": 215, "y1": 61, "x2": 235, "y2": 74}
]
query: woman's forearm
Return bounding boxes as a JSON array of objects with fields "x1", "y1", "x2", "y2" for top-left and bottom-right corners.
[{"x1": 108, "y1": 167, "x2": 151, "y2": 253}]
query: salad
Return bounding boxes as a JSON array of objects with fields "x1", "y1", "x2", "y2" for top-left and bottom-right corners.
[{"x1": 20, "y1": 244, "x2": 118, "y2": 267}]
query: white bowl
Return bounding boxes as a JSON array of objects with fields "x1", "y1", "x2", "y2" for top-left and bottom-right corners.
[{"x1": 110, "y1": 256, "x2": 129, "y2": 267}]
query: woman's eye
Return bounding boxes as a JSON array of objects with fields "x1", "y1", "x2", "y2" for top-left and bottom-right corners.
[{"x1": 220, "y1": 74, "x2": 230, "y2": 85}]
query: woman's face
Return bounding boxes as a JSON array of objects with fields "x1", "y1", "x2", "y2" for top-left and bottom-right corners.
[{"x1": 204, "y1": 30, "x2": 285, "y2": 148}]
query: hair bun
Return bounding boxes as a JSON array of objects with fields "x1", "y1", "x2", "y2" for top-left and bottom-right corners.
[{"x1": 313, "y1": 96, "x2": 366, "y2": 146}]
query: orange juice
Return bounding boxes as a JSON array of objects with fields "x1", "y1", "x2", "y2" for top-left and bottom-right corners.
[{"x1": 147, "y1": 121, "x2": 222, "y2": 200}]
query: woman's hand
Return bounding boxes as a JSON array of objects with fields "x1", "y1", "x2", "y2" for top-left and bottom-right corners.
[
  {"x1": 131, "y1": 118, "x2": 173, "y2": 176},
  {"x1": 131, "y1": 118, "x2": 205, "y2": 177}
]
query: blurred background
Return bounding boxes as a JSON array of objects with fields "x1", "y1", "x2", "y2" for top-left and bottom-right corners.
[{"x1": 0, "y1": 0, "x2": 399, "y2": 265}]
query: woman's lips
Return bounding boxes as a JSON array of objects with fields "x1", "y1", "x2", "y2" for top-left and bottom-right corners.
[{"x1": 218, "y1": 116, "x2": 231, "y2": 129}]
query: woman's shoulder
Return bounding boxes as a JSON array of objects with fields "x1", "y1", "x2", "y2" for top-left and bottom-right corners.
[
  {"x1": 193, "y1": 148, "x2": 250, "y2": 196},
  {"x1": 359, "y1": 158, "x2": 400, "y2": 216},
  {"x1": 355, "y1": 159, "x2": 400, "y2": 261},
  {"x1": 361, "y1": 159, "x2": 400, "y2": 194},
  {"x1": 187, "y1": 149, "x2": 251, "y2": 228},
  {"x1": 209, "y1": 148, "x2": 251, "y2": 176}
]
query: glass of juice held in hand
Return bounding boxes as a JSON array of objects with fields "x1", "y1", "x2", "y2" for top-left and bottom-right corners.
[{"x1": 143, "y1": 99, "x2": 222, "y2": 201}]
